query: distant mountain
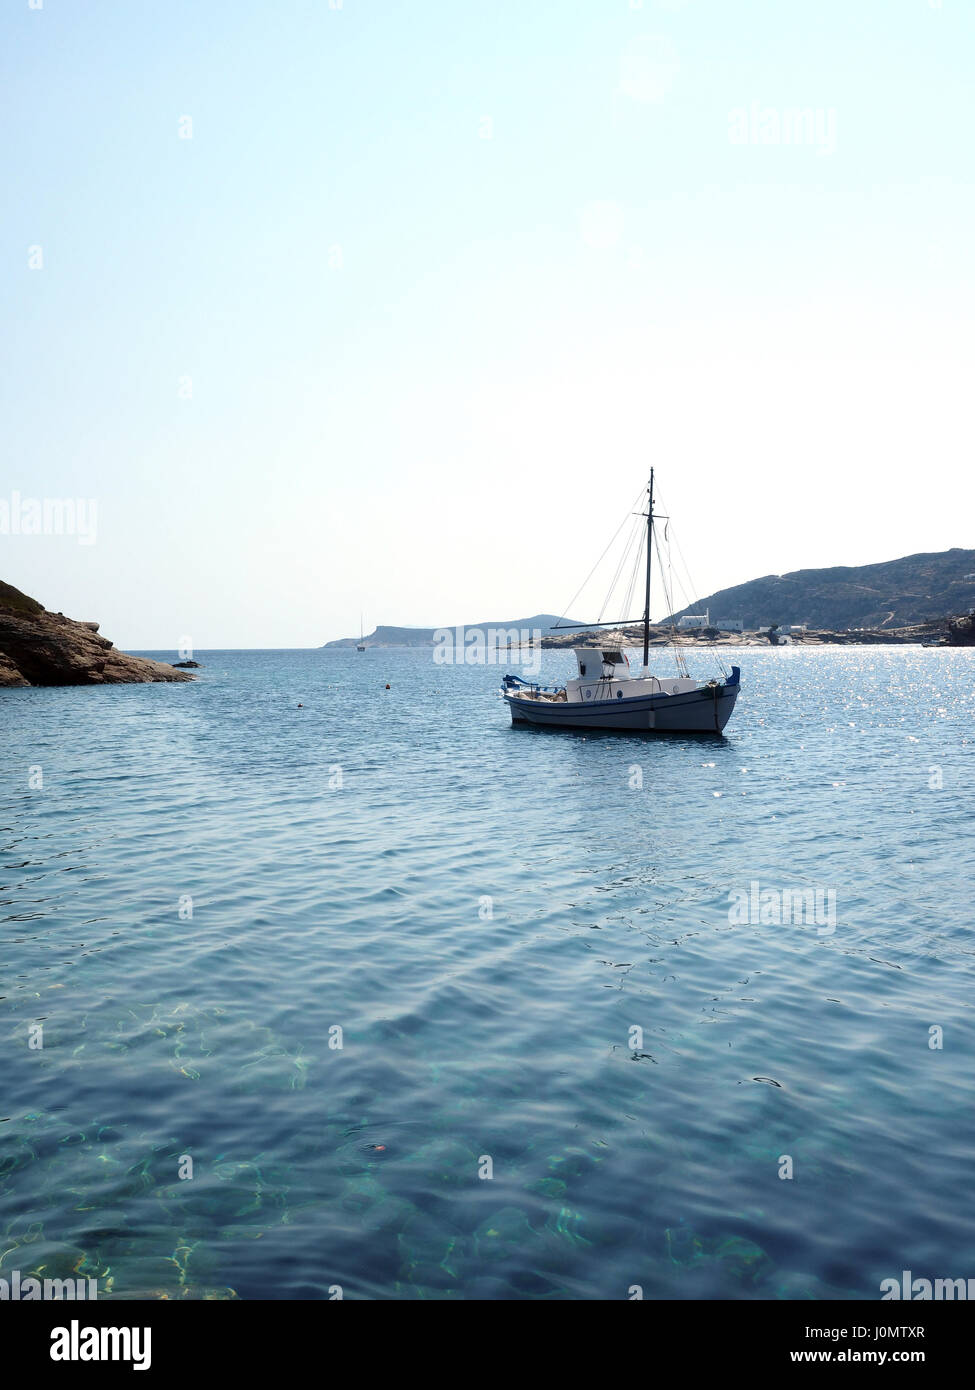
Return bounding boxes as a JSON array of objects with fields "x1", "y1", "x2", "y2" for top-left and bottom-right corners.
[
  {"x1": 667, "y1": 548, "x2": 975, "y2": 631},
  {"x1": 323, "y1": 614, "x2": 579, "y2": 648}
]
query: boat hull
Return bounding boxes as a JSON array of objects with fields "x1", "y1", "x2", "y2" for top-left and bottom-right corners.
[{"x1": 502, "y1": 669, "x2": 740, "y2": 733}]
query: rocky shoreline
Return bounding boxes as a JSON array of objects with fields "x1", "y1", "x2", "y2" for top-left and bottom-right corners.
[
  {"x1": 540, "y1": 614, "x2": 975, "y2": 650},
  {"x1": 0, "y1": 581, "x2": 195, "y2": 688}
]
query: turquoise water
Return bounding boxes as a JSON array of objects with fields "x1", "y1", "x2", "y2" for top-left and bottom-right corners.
[{"x1": 2, "y1": 645, "x2": 974, "y2": 1299}]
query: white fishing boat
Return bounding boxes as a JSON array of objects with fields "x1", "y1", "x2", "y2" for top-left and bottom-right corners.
[{"x1": 500, "y1": 472, "x2": 741, "y2": 733}]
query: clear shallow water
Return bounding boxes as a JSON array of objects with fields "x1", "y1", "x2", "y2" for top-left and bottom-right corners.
[{"x1": 2, "y1": 645, "x2": 974, "y2": 1300}]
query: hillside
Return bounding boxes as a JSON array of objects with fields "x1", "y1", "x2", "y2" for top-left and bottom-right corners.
[
  {"x1": 667, "y1": 549, "x2": 975, "y2": 631},
  {"x1": 0, "y1": 579, "x2": 44, "y2": 615},
  {"x1": 323, "y1": 614, "x2": 580, "y2": 648}
]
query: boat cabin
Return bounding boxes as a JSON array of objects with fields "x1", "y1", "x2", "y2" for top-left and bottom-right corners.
[
  {"x1": 573, "y1": 647, "x2": 630, "y2": 681},
  {"x1": 564, "y1": 647, "x2": 700, "y2": 704},
  {"x1": 564, "y1": 647, "x2": 632, "y2": 704}
]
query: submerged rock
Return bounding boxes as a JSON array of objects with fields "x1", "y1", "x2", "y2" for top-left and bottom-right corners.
[
  {"x1": 711, "y1": 1235, "x2": 773, "y2": 1285},
  {"x1": 473, "y1": 1207, "x2": 540, "y2": 1261},
  {"x1": 0, "y1": 580, "x2": 194, "y2": 686}
]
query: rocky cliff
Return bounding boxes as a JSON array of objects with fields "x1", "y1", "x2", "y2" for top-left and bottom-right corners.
[{"x1": 0, "y1": 581, "x2": 194, "y2": 687}]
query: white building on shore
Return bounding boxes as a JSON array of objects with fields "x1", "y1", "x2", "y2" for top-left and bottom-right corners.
[{"x1": 678, "y1": 610, "x2": 710, "y2": 629}]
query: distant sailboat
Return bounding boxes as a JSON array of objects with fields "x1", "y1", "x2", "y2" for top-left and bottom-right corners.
[
  {"x1": 357, "y1": 614, "x2": 366, "y2": 651},
  {"x1": 500, "y1": 471, "x2": 741, "y2": 732}
]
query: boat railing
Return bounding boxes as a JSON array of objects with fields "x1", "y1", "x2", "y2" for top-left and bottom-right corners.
[{"x1": 501, "y1": 674, "x2": 565, "y2": 700}]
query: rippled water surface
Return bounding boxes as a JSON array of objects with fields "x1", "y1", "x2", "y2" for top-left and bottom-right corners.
[{"x1": 2, "y1": 646, "x2": 974, "y2": 1299}]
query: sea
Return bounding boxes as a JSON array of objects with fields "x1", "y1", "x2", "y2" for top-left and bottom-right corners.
[{"x1": 2, "y1": 645, "x2": 973, "y2": 1300}]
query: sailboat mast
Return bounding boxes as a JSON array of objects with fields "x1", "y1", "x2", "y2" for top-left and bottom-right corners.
[{"x1": 642, "y1": 470, "x2": 654, "y2": 668}]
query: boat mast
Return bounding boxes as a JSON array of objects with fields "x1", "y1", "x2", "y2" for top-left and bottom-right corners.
[{"x1": 642, "y1": 470, "x2": 654, "y2": 668}]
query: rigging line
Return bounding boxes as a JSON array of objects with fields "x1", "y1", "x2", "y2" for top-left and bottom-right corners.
[
  {"x1": 653, "y1": 525, "x2": 681, "y2": 624},
  {"x1": 653, "y1": 529, "x2": 689, "y2": 678},
  {"x1": 555, "y1": 484, "x2": 648, "y2": 627},
  {"x1": 598, "y1": 511, "x2": 642, "y2": 623},
  {"x1": 666, "y1": 519, "x2": 730, "y2": 677},
  {"x1": 653, "y1": 494, "x2": 694, "y2": 613},
  {"x1": 616, "y1": 515, "x2": 645, "y2": 626},
  {"x1": 662, "y1": 533, "x2": 697, "y2": 617},
  {"x1": 656, "y1": 524, "x2": 698, "y2": 652},
  {"x1": 669, "y1": 548, "x2": 702, "y2": 625},
  {"x1": 620, "y1": 524, "x2": 646, "y2": 629},
  {"x1": 654, "y1": 528, "x2": 691, "y2": 679},
  {"x1": 656, "y1": 491, "x2": 707, "y2": 622},
  {"x1": 619, "y1": 509, "x2": 644, "y2": 604},
  {"x1": 650, "y1": 528, "x2": 675, "y2": 645},
  {"x1": 657, "y1": 512, "x2": 729, "y2": 677},
  {"x1": 654, "y1": 492, "x2": 711, "y2": 618},
  {"x1": 662, "y1": 548, "x2": 727, "y2": 677}
]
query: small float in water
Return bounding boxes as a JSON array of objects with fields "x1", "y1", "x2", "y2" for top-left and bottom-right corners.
[{"x1": 500, "y1": 471, "x2": 741, "y2": 733}]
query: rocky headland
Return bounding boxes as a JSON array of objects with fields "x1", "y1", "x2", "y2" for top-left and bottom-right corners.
[{"x1": 0, "y1": 580, "x2": 195, "y2": 688}]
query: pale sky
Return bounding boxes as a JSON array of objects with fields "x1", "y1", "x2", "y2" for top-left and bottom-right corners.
[{"x1": 2, "y1": 0, "x2": 972, "y2": 648}]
